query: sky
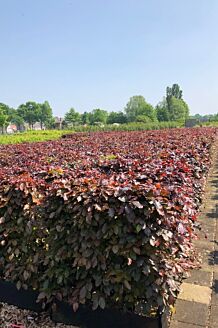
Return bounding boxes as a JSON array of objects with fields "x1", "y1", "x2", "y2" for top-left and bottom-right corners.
[{"x1": 0, "y1": 0, "x2": 218, "y2": 117}]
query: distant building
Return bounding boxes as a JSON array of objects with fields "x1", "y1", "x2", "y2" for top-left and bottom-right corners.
[
  {"x1": 6, "y1": 124, "x2": 17, "y2": 134},
  {"x1": 199, "y1": 117, "x2": 209, "y2": 123},
  {"x1": 32, "y1": 122, "x2": 45, "y2": 130},
  {"x1": 54, "y1": 117, "x2": 64, "y2": 129},
  {"x1": 185, "y1": 119, "x2": 198, "y2": 128}
]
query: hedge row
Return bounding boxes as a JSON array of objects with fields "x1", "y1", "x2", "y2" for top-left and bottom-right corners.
[
  {"x1": 0, "y1": 128, "x2": 216, "y2": 316},
  {"x1": 70, "y1": 121, "x2": 181, "y2": 133}
]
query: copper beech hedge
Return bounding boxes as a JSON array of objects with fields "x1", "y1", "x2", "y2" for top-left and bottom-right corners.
[{"x1": 0, "y1": 128, "x2": 217, "y2": 315}]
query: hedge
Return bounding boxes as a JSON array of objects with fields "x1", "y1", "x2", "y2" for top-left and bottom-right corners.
[{"x1": 0, "y1": 128, "x2": 216, "y2": 316}]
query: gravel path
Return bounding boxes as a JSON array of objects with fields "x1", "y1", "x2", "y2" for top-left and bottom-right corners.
[{"x1": 0, "y1": 303, "x2": 79, "y2": 328}]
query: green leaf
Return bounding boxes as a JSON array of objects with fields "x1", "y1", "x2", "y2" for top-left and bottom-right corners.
[{"x1": 136, "y1": 224, "x2": 142, "y2": 233}]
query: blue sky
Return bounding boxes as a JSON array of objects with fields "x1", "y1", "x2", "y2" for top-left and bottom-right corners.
[{"x1": 1, "y1": 0, "x2": 218, "y2": 116}]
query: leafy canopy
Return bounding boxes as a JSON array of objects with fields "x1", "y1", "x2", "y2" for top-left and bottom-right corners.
[
  {"x1": 64, "y1": 108, "x2": 81, "y2": 126},
  {"x1": 125, "y1": 96, "x2": 157, "y2": 122}
]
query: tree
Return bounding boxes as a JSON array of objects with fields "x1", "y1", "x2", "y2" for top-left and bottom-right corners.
[
  {"x1": 135, "y1": 115, "x2": 151, "y2": 123},
  {"x1": 44, "y1": 116, "x2": 56, "y2": 129},
  {"x1": 38, "y1": 101, "x2": 53, "y2": 129},
  {"x1": 0, "y1": 103, "x2": 10, "y2": 115},
  {"x1": 166, "y1": 84, "x2": 183, "y2": 114},
  {"x1": 124, "y1": 96, "x2": 157, "y2": 122},
  {"x1": 17, "y1": 102, "x2": 40, "y2": 129},
  {"x1": 0, "y1": 103, "x2": 25, "y2": 131},
  {"x1": 64, "y1": 108, "x2": 81, "y2": 126},
  {"x1": 81, "y1": 111, "x2": 90, "y2": 125},
  {"x1": 10, "y1": 114, "x2": 24, "y2": 131},
  {"x1": 89, "y1": 109, "x2": 108, "y2": 125},
  {"x1": 0, "y1": 108, "x2": 8, "y2": 133},
  {"x1": 107, "y1": 111, "x2": 127, "y2": 124},
  {"x1": 0, "y1": 104, "x2": 9, "y2": 133},
  {"x1": 168, "y1": 97, "x2": 189, "y2": 121},
  {"x1": 156, "y1": 98, "x2": 169, "y2": 121},
  {"x1": 166, "y1": 84, "x2": 183, "y2": 101},
  {"x1": 165, "y1": 84, "x2": 189, "y2": 122}
]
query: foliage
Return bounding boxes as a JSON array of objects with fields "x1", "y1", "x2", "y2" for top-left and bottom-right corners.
[
  {"x1": 64, "y1": 108, "x2": 81, "y2": 126},
  {"x1": 135, "y1": 115, "x2": 151, "y2": 123},
  {"x1": 37, "y1": 101, "x2": 53, "y2": 129},
  {"x1": 154, "y1": 84, "x2": 190, "y2": 122},
  {"x1": 125, "y1": 96, "x2": 157, "y2": 122},
  {"x1": 166, "y1": 84, "x2": 183, "y2": 101},
  {"x1": 0, "y1": 103, "x2": 11, "y2": 133},
  {"x1": 0, "y1": 130, "x2": 71, "y2": 144},
  {"x1": 0, "y1": 83, "x2": 191, "y2": 133},
  {"x1": 10, "y1": 113, "x2": 24, "y2": 131},
  {"x1": 89, "y1": 109, "x2": 108, "y2": 125},
  {"x1": 0, "y1": 108, "x2": 8, "y2": 133},
  {"x1": 17, "y1": 102, "x2": 40, "y2": 129},
  {"x1": 0, "y1": 123, "x2": 180, "y2": 144},
  {"x1": 107, "y1": 111, "x2": 127, "y2": 124},
  {"x1": 168, "y1": 97, "x2": 189, "y2": 122},
  {"x1": 0, "y1": 128, "x2": 216, "y2": 316},
  {"x1": 156, "y1": 98, "x2": 169, "y2": 122},
  {"x1": 70, "y1": 121, "x2": 180, "y2": 133},
  {"x1": 0, "y1": 103, "x2": 10, "y2": 115},
  {"x1": 81, "y1": 112, "x2": 90, "y2": 125}
]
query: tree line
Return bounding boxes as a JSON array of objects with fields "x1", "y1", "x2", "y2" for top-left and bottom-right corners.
[
  {"x1": 0, "y1": 101, "x2": 54, "y2": 133},
  {"x1": 64, "y1": 84, "x2": 190, "y2": 126},
  {"x1": 0, "y1": 84, "x2": 191, "y2": 132}
]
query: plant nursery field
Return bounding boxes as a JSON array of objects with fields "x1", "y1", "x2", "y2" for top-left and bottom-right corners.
[
  {"x1": 0, "y1": 130, "x2": 71, "y2": 144},
  {"x1": 0, "y1": 127, "x2": 217, "y2": 317},
  {"x1": 0, "y1": 122, "x2": 180, "y2": 145}
]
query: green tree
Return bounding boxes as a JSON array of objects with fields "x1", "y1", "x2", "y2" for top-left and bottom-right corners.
[
  {"x1": 0, "y1": 108, "x2": 8, "y2": 133},
  {"x1": 0, "y1": 103, "x2": 24, "y2": 131},
  {"x1": 135, "y1": 115, "x2": 151, "y2": 123},
  {"x1": 165, "y1": 84, "x2": 189, "y2": 122},
  {"x1": 166, "y1": 84, "x2": 183, "y2": 101},
  {"x1": 166, "y1": 84, "x2": 183, "y2": 114},
  {"x1": 168, "y1": 97, "x2": 189, "y2": 121},
  {"x1": 0, "y1": 103, "x2": 10, "y2": 133},
  {"x1": 107, "y1": 111, "x2": 127, "y2": 124},
  {"x1": 10, "y1": 114, "x2": 24, "y2": 131},
  {"x1": 124, "y1": 96, "x2": 157, "y2": 122},
  {"x1": 81, "y1": 111, "x2": 90, "y2": 125},
  {"x1": 17, "y1": 102, "x2": 40, "y2": 129},
  {"x1": 0, "y1": 103, "x2": 10, "y2": 115},
  {"x1": 44, "y1": 116, "x2": 56, "y2": 129},
  {"x1": 64, "y1": 108, "x2": 81, "y2": 126},
  {"x1": 38, "y1": 101, "x2": 53, "y2": 129},
  {"x1": 89, "y1": 109, "x2": 108, "y2": 125},
  {"x1": 156, "y1": 98, "x2": 169, "y2": 121}
]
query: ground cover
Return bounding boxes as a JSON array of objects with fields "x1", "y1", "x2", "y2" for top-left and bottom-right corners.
[
  {"x1": 0, "y1": 127, "x2": 217, "y2": 317},
  {"x1": 0, "y1": 130, "x2": 71, "y2": 144}
]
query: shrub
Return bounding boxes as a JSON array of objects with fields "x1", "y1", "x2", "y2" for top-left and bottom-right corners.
[{"x1": 0, "y1": 128, "x2": 216, "y2": 315}]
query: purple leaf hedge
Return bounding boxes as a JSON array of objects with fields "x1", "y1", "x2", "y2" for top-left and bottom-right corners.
[{"x1": 0, "y1": 128, "x2": 217, "y2": 315}]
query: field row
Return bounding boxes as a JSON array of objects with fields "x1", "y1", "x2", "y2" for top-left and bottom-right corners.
[{"x1": 0, "y1": 122, "x2": 180, "y2": 144}]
